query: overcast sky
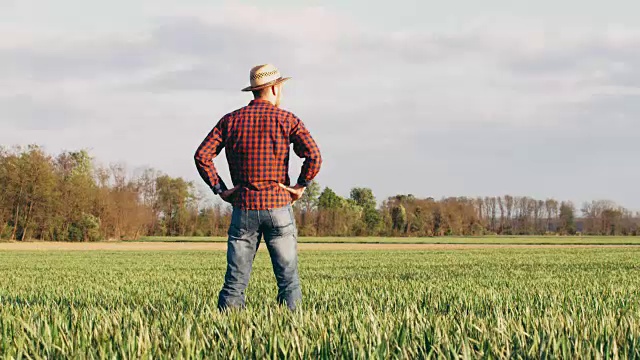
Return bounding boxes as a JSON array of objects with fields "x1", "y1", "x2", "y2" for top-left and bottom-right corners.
[{"x1": 2, "y1": 0, "x2": 639, "y2": 209}]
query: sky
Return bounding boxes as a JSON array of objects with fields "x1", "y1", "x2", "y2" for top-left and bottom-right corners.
[{"x1": 1, "y1": 0, "x2": 640, "y2": 209}]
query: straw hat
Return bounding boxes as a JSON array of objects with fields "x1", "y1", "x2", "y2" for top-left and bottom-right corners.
[{"x1": 241, "y1": 64, "x2": 291, "y2": 92}]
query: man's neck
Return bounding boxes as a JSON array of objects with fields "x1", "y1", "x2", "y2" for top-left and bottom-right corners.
[{"x1": 253, "y1": 97, "x2": 276, "y2": 106}]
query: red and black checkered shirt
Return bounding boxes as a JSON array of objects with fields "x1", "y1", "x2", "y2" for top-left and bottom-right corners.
[{"x1": 194, "y1": 99, "x2": 322, "y2": 210}]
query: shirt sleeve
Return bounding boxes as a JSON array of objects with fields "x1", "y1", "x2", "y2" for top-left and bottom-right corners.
[
  {"x1": 290, "y1": 114, "x2": 322, "y2": 187},
  {"x1": 194, "y1": 117, "x2": 227, "y2": 194}
]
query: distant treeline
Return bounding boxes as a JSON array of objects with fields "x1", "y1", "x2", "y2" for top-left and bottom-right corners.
[{"x1": 1, "y1": 146, "x2": 639, "y2": 241}]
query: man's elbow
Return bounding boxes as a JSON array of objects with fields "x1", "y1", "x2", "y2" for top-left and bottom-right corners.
[
  {"x1": 313, "y1": 153, "x2": 323, "y2": 170},
  {"x1": 194, "y1": 149, "x2": 206, "y2": 166}
]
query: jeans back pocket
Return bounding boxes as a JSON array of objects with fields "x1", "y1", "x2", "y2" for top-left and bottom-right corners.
[
  {"x1": 228, "y1": 207, "x2": 244, "y2": 236},
  {"x1": 269, "y1": 206, "x2": 294, "y2": 235}
]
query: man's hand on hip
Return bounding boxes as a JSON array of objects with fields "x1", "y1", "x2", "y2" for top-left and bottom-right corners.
[
  {"x1": 220, "y1": 185, "x2": 241, "y2": 203},
  {"x1": 278, "y1": 183, "x2": 305, "y2": 203}
]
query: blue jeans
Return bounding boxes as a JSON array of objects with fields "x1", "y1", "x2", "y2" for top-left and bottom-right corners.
[{"x1": 218, "y1": 204, "x2": 302, "y2": 311}]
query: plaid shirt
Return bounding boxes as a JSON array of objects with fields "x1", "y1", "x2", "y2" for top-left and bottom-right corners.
[{"x1": 195, "y1": 99, "x2": 322, "y2": 210}]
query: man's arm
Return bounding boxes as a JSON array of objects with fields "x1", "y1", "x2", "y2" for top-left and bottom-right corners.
[
  {"x1": 290, "y1": 115, "x2": 322, "y2": 187},
  {"x1": 194, "y1": 118, "x2": 227, "y2": 194}
]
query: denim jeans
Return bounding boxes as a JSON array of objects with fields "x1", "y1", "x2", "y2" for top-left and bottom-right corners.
[{"x1": 218, "y1": 204, "x2": 301, "y2": 311}]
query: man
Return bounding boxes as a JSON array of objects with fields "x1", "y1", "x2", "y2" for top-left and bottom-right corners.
[{"x1": 194, "y1": 64, "x2": 322, "y2": 311}]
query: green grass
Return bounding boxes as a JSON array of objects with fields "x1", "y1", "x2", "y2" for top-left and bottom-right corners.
[
  {"x1": 1, "y1": 248, "x2": 640, "y2": 358},
  {"x1": 139, "y1": 235, "x2": 640, "y2": 245}
]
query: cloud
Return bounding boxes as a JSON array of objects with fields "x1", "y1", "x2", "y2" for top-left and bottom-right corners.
[
  {"x1": 0, "y1": 94, "x2": 89, "y2": 130},
  {"x1": 1, "y1": 4, "x2": 640, "y2": 207}
]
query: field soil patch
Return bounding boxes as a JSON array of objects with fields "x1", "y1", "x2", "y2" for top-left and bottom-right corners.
[{"x1": 0, "y1": 241, "x2": 637, "y2": 251}]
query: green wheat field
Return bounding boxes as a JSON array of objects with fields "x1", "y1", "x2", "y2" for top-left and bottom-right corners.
[{"x1": 1, "y1": 245, "x2": 640, "y2": 358}]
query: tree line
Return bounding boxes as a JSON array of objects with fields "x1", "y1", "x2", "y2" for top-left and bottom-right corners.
[{"x1": 1, "y1": 146, "x2": 638, "y2": 241}]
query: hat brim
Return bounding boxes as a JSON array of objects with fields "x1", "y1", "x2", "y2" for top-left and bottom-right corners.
[{"x1": 241, "y1": 77, "x2": 291, "y2": 92}]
